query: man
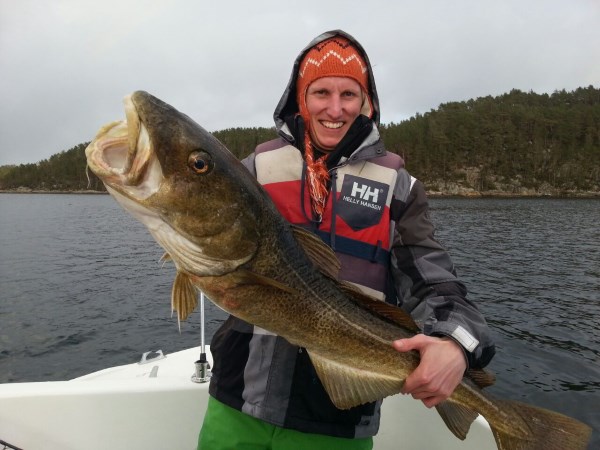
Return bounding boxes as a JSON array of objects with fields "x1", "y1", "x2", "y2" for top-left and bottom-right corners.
[{"x1": 199, "y1": 29, "x2": 495, "y2": 450}]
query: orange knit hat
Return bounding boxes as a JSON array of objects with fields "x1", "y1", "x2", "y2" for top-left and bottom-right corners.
[
  {"x1": 296, "y1": 35, "x2": 372, "y2": 220},
  {"x1": 296, "y1": 36, "x2": 372, "y2": 123}
]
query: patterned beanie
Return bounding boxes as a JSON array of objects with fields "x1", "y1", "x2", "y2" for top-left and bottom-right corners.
[
  {"x1": 296, "y1": 35, "x2": 372, "y2": 220},
  {"x1": 297, "y1": 36, "x2": 372, "y2": 123}
]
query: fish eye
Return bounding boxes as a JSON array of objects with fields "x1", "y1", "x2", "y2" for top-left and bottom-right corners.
[{"x1": 188, "y1": 151, "x2": 213, "y2": 174}]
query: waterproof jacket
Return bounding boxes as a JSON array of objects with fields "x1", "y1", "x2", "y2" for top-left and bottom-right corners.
[{"x1": 208, "y1": 29, "x2": 496, "y2": 439}]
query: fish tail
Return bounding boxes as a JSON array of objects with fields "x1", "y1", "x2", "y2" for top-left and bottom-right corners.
[{"x1": 487, "y1": 398, "x2": 591, "y2": 450}]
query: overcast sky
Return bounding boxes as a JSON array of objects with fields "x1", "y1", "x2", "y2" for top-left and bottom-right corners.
[{"x1": 1, "y1": 0, "x2": 598, "y2": 166}]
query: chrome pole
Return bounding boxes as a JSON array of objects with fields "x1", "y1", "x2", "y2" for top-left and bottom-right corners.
[
  {"x1": 192, "y1": 290, "x2": 211, "y2": 383},
  {"x1": 200, "y1": 291, "x2": 206, "y2": 355}
]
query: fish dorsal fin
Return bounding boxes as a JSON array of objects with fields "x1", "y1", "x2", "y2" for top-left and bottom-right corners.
[
  {"x1": 291, "y1": 225, "x2": 340, "y2": 280},
  {"x1": 339, "y1": 282, "x2": 421, "y2": 333},
  {"x1": 290, "y1": 224, "x2": 419, "y2": 333},
  {"x1": 171, "y1": 271, "x2": 198, "y2": 326},
  {"x1": 308, "y1": 351, "x2": 404, "y2": 409}
]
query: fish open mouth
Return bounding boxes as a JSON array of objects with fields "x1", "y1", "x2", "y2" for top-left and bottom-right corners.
[{"x1": 85, "y1": 94, "x2": 163, "y2": 200}]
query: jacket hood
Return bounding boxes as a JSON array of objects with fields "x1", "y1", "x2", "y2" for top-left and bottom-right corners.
[{"x1": 273, "y1": 30, "x2": 381, "y2": 143}]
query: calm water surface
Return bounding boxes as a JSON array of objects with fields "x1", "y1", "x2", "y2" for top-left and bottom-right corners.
[{"x1": 1, "y1": 194, "x2": 599, "y2": 448}]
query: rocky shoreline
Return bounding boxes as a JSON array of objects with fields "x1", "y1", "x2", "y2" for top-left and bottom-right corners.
[
  {"x1": 424, "y1": 178, "x2": 600, "y2": 198},
  {"x1": 425, "y1": 187, "x2": 600, "y2": 198}
]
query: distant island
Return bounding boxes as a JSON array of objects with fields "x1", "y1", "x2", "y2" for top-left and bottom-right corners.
[{"x1": 1, "y1": 86, "x2": 599, "y2": 198}]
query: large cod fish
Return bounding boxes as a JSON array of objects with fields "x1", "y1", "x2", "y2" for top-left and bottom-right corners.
[{"x1": 86, "y1": 91, "x2": 591, "y2": 450}]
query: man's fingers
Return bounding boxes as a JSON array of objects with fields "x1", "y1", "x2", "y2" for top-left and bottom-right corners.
[{"x1": 393, "y1": 334, "x2": 428, "y2": 353}]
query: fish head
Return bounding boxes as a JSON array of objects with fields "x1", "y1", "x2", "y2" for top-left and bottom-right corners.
[{"x1": 85, "y1": 91, "x2": 262, "y2": 276}]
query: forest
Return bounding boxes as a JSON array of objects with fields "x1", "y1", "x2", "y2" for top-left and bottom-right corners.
[{"x1": 1, "y1": 86, "x2": 599, "y2": 196}]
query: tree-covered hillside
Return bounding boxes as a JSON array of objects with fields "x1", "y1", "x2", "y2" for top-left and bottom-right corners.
[
  {"x1": 379, "y1": 86, "x2": 600, "y2": 194},
  {"x1": 1, "y1": 86, "x2": 598, "y2": 195},
  {"x1": 0, "y1": 142, "x2": 105, "y2": 191}
]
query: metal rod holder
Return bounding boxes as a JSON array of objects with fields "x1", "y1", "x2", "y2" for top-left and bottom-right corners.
[{"x1": 192, "y1": 360, "x2": 211, "y2": 383}]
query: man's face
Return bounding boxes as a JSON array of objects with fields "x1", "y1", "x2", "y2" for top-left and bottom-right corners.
[{"x1": 305, "y1": 76, "x2": 364, "y2": 152}]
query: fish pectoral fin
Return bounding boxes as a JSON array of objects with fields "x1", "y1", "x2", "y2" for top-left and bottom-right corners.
[
  {"x1": 171, "y1": 271, "x2": 198, "y2": 323},
  {"x1": 291, "y1": 225, "x2": 340, "y2": 280},
  {"x1": 435, "y1": 400, "x2": 479, "y2": 440},
  {"x1": 308, "y1": 352, "x2": 403, "y2": 410},
  {"x1": 232, "y1": 270, "x2": 300, "y2": 296}
]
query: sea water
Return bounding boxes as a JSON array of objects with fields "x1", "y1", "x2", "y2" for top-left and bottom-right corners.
[{"x1": 1, "y1": 194, "x2": 598, "y2": 448}]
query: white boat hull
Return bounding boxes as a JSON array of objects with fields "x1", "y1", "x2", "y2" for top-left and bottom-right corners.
[{"x1": 0, "y1": 346, "x2": 496, "y2": 449}]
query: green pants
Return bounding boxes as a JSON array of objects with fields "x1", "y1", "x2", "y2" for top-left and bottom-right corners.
[{"x1": 198, "y1": 396, "x2": 373, "y2": 450}]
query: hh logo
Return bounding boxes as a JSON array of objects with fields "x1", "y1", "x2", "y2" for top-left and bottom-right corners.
[
  {"x1": 350, "y1": 182, "x2": 380, "y2": 203},
  {"x1": 338, "y1": 175, "x2": 388, "y2": 231}
]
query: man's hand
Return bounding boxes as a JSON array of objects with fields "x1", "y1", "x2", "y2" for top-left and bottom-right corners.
[{"x1": 393, "y1": 335, "x2": 467, "y2": 408}]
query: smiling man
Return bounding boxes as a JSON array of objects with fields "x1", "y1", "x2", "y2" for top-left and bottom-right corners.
[{"x1": 198, "y1": 30, "x2": 496, "y2": 450}]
